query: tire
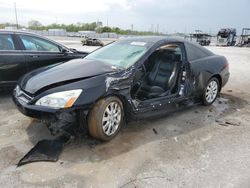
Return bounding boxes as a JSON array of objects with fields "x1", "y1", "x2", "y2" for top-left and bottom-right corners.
[
  {"x1": 87, "y1": 96, "x2": 124, "y2": 141},
  {"x1": 202, "y1": 77, "x2": 220, "y2": 106}
]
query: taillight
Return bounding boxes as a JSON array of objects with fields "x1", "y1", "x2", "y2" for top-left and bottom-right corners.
[{"x1": 223, "y1": 61, "x2": 229, "y2": 69}]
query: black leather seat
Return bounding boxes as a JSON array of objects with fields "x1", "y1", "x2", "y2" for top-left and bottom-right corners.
[{"x1": 137, "y1": 50, "x2": 179, "y2": 99}]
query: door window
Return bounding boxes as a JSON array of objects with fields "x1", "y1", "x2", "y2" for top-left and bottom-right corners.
[
  {"x1": 20, "y1": 35, "x2": 60, "y2": 52},
  {"x1": 0, "y1": 34, "x2": 15, "y2": 51}
]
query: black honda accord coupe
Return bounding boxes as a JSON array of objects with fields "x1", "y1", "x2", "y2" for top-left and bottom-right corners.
[
  {"x1": 0, "y1": 30, "x2": 88, "y2": 88},
  {"x1": 13, "y1": 37, "x2": 230, "y2": 141}
]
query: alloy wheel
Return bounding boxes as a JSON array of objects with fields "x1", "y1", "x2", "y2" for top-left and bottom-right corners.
[
  {"x1": 102, "y1": 101, "x2": 122, "y2": 136},
  {"x1": 205, "y1": 80, "x2": 218, "y2": 103}
]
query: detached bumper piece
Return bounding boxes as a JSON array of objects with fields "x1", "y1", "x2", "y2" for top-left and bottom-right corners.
[
  {"x1": 17, "y1": 111, "x2": 88, "y2": 167},
  {"x1": 17, "y1": 135, "x2": 71, "y2": 167}
]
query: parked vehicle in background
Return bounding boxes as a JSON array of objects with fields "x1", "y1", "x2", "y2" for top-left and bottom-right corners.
[
  {"x1": 13, "y1": 37, "x2": 230, "y2": 141},
  {"x1": 238, "y1": 28, "x2": 250, "y2": 47},
  {"x1": 0, "y1": 30, "x2": 88, "y2": 88},
  {"x1": 81, "y1": 36, "x2": 104, "y2": 46},
  {"x1": 216, "y1": 28, "x2": 237, "y2": 46},
  {"x1": 185, "y1": 30, "x2": 211, "y2": 46}
]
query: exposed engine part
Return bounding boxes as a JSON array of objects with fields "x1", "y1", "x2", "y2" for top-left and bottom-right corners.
[{"x1": 48, "y1": 111, "x2": 77, "y2": 135}]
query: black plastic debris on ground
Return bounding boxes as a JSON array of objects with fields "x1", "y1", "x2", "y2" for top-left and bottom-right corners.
[
  {"x1": 17, "y1": 111, "x2": 87, "y2": 167},
  {"x1": 152, "y1": 128, "x2": 158, "y2": 135},
  {"x1": 17, "y1": 136, "x2": 70, "y2": 167},
  {"x1": 216, "y1": 119, "x2": 241, "y2": 127}
]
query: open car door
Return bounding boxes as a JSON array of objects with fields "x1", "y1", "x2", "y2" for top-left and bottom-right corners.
[{"x1": 130, "y1": 42, "x2": 194, "y2": 118}]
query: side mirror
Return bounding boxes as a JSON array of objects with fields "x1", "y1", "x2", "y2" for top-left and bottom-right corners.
[
  {"x1": 69, "y1": 48, "x2": 78, "y2": 53},
  {"x1": 61, "y1": 48, "x2": 68, "y2": 54}
]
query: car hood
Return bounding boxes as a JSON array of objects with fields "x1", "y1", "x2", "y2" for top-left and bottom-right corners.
[{"x1": 20, "y1": 58, "x2": 117, "y2": 94}]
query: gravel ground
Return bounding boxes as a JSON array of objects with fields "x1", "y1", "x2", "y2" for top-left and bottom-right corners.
[{"x1": 0, "y1": 39, "x2": 250, "y2": 188}]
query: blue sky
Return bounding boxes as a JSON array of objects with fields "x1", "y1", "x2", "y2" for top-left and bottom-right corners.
[{"x1": 0, "y1": 0, "x2": 249, "y2": 34}]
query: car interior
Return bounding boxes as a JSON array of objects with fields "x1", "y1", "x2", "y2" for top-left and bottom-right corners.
[
  {"x1": 0, "y1": 35, "x2": 15, "y2": 50},
  {"x1": 20, "y1": 35, "x2": 60, "y2": 52},
  {"x1": 131, "y1": 44, "x2": 183, "y2": 101}
]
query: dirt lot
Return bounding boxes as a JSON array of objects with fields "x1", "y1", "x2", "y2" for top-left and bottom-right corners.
[{"x1": 0, "y1": 41, "x2": 250, "y2": 187}]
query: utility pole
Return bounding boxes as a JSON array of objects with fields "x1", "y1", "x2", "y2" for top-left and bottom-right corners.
[
  {"x1": 106, "y1": 16, "x2": 109, "y2": 27},
  {"x1": 14, "y1": 2, "x2": 19, "y2": 29}
]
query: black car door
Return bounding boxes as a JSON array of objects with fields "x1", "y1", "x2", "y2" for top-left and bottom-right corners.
[
  {"x1": 0, "y1": 33, "x2": 27, "y2": 86},
  {"x1": 17, "y1": 34, "x2": 72, "y2": 72},
  {"x1": 131, "y1": 42, "x2": 192, "y2": 118}
]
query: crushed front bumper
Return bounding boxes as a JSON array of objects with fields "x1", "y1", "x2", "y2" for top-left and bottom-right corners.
[
  {"x1": 13, "y1": 94, "x2": 58, "y2": 119},
  {"x1": 13, "y1": 92, "x2": 90, "y2": 136}
]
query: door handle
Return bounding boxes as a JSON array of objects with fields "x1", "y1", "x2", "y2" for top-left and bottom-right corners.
[{"x1": 30, "y1": 55, "x2": 40, "y2": 58}]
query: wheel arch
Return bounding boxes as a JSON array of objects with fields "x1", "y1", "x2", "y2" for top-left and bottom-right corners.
[
  {"x1": 105, "y1": 93, "x2": 131, "y2": 122},
  {"x1": 87, "y1": 92, "x2": 132, "y2": 122}
]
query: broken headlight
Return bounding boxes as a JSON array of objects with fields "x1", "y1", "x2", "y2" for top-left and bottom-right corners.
[{"x1": 35, "y1": 89, "x2": 82, "y2": 109}]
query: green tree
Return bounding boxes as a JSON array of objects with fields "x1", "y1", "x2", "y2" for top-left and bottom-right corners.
[
  {"x1": 102, "y1": 26, "x2": 112, "y2": 32},
  {"x1": 28, "y1": 20, "x2": 42, "y2": 30}
]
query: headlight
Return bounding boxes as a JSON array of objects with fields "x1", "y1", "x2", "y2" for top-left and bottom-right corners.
[{"x1": 35, "y1": 89, "x2": 82, "y2": 109}]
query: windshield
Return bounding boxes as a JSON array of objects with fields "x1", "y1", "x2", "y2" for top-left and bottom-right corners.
[{"x1": 85, "y1": 41, "x2": 149, "y2": 69}]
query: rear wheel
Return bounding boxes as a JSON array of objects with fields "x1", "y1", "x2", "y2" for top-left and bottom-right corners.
[
  {"x1": 87, "y1": 96, "x2": 124, "y2": 141},
  {"x1": 202, "y1": 77, "x2": 219, "y2": 105}
]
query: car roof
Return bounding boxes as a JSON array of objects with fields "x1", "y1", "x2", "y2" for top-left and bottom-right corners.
[
  {"x1": 120, "y1": 36, "x2": 214, "y2": 55},
  {"x1": 0, "y1": 29, "x2": 46, "y2": 37},
  {"x1": 0, "y1": 29, "x2": 69, "y2": 49},
  {"x1": 120, "y1": 36, "x2": 187, "y2": 43},
  {"x1": 120, "y1": 36, "x2": 203, "y2": 47}
]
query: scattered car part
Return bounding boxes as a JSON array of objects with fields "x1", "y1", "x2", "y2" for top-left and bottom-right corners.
[
  {"x1": 81, "y1": 36, "x2": 104, "y2": 46},
  {"x1": 216, "y1": 118, "x2": 241, "y2": 127},
  {"x1": 13, "y1": 37, "x2": 230, "y2": 142},
  {"x1": 17, "y1": 110, "x2": 85, "y2": 166},
  {"x1": 17, "y1": 135, "x2": 70, "y2": 167},
  {"x1": 216, "y1": 28, "x2": 237, "y2": 46},
  {"x1": 0, "y1": 30, "x2": 88, "y2": 88}
]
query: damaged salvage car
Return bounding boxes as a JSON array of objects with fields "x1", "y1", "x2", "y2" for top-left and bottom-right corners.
[
  {"x1": 13, "y1": 37, "x2": 230, "y2": 141},
  {"x1": 81, "y1": 36, "x2": 104, "y2": 46}
]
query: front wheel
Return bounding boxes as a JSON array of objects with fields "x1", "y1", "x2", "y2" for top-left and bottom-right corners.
[
  {"x1": 87, "y1": 96, "x2": 124, "y2": 141},
  {"x1": 202, "y1": 77, "x2": 220, "y2": 106}
]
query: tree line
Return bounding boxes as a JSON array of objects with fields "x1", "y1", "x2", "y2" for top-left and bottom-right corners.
[{"x1": 0, "y1": 20, "x2": 161, "y2": 36}]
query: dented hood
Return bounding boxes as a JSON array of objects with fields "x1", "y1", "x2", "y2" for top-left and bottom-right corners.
[{"x1": 19, "y1": 58, "x2": 116, "y2": 94}]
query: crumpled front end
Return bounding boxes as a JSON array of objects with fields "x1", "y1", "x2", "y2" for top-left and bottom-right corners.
[{"x1": 13, "y1": 85, "x2": 90, "y2": 137}]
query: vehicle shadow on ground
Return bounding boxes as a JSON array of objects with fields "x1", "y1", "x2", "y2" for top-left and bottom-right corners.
[{"x1": 24, "y1": 93, "x2": 248, "y2": 164}]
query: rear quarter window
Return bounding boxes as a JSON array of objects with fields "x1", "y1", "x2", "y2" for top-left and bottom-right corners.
[{"x1": 185, "y1": 43, "x2": 210, "y2": 61}]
